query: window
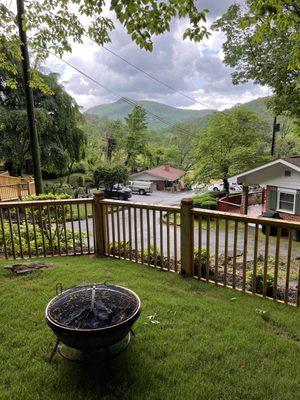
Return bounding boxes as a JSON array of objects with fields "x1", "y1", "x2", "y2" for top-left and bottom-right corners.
[
  {"x1": 277, "y1": 191, "x2": 295, "y2": 213},
  {"x1": 284, "y1": 170, "x2": 291, "y2": 177}
]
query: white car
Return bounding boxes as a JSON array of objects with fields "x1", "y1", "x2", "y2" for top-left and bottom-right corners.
[
  {"x1": 191, "y1": 183, "x2": 206, "y2": 191},
  {"x1": 208, "y1": 183, "x2": 242, "y2": 192},
  {"x1": 128, "y1": 180, "x2": 154, "y2": 195}
]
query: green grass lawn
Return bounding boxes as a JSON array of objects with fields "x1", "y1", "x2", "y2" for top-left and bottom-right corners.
[{"x1": 0, "y1": 256, "x2": 299, "y2": 400}]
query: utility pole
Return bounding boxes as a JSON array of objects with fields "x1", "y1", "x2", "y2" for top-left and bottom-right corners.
[
  {"x1": 271, "y1": 116, "x2": 280, "y2": 157},
  {"x1": 16, "y1": 0, "x2": 43, "y2": 194}
]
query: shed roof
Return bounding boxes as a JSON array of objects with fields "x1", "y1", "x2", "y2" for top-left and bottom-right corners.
[{"x1": 132, "y1": 164, "x2": 185, "y2": 181}]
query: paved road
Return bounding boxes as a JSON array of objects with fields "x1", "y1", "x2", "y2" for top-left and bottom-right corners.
[
  {"x1": 130, "y1": 189, "x2": 196, "y2": 206},
  {"x1": 69, "y1": 189, "x2": 300, "y2": 264}
]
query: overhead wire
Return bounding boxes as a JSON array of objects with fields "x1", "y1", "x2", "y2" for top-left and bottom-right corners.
[
  {"x1": 45, "y1": 6, "x2": 215, "y2": 111},
  {"x1": 47, "y1": 50, "x2": 195, "y2": 135}
]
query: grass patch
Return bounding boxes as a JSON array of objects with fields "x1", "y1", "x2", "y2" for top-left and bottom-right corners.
[{"x1": 0, "y1": 256, "x2": 299, "y2": 400}]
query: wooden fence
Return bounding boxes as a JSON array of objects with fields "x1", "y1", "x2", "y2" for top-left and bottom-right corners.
[
  {"x1": 0, "y1": 192, "x2": 299, "y2": 306},
  {"x1": 0, "y1": 173, "x2": 35, "y2": 201}
]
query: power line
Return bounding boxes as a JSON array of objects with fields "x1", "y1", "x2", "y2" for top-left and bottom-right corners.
[
  {"x1": 45, "y1": 7, "x2": 215, "y2": 111},
  {"x1": 100, "y1": 45, "x2": 215, "y2": 111},
  {"x1": 47, "y1": 50, "x2": 194, "y2": 135}
]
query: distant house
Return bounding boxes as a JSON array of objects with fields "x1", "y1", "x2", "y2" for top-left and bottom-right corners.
[
  {"x1": 228, "y1": 156, "x2": 300, "y2": 222},
  {"x1": 130, "y1": 164, "x2": 185, "y2": 191}
]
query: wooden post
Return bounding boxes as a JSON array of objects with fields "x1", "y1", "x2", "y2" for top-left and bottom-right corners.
[
  {"x1": 180, "y1": 198, "x2": 194, "y2": 276},
  {"x1": 241, "y1": 185, "x2": 249, "y2": 215},
  {"x1": 27, "y1": 181, "x2": 31, "y2": 195},
  {"x1": 93, "y1": 191, "x2": 107, "y2": 256}
]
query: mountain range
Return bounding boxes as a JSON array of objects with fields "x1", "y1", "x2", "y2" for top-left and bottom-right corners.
[{"x1": 85, "y1": 97, "x2": 272, "y2": 130}]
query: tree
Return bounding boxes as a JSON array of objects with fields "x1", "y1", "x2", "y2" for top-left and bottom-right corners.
[
  {"x1": 1, "y1": 1, "x2": 210, "y2": 89},
  {"x1": 213, "y1": 2, "x2": 300, "y2": 118},
  {"x1": 0, "y1": 107, "x2": 50, "y2": 175},
  {"x1": 194, "y1": 108, "x2": 270, "y2": 191},
  {"x1": 125, "y1": 106, "x2": 148, "y2": 172},
  {"x1": 93, "y1": 164, "x2": 128, "y2": 194},
  {"x1": 0, "y1": 66, "x2": 86, "y2": 177}
]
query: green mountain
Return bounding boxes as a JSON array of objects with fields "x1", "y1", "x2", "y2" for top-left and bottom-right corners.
[{"x1": 85, "y1": 98, "x2": 216, "y2": 130}]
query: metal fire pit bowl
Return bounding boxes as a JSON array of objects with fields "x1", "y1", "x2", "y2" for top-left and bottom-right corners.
[{"x1": 45, "y1": 283, "x2": 141, "y2": 361}]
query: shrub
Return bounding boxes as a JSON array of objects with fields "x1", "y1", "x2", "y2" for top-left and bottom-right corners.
[
  {"x1": 108, "y1": 242, "x2": 140, "y2": 260},
  {"x1": 193, "y1": 192, "x2": 217, "y2": 210},
  {"x1": 247, "y1": 268, "x2": 274, "y2": 297},
  {"x1": 193, "y1": 248, "x2": 215, "y2": 278},
  {"x1": 43, "y1": 182, "x2": 73, "y2": 196},
  {"x1": 0, "y1": 219, "x2": 86, "y2": 257},
  {"x1": 200, "y1": 200, "x2": 217, "y2": 210},
  {"x1": 143, "y1": 245, "x2": 164, "y2": 267},
  {"x1": 72, "y1": 161, "x2": 88, "y2": 174}
]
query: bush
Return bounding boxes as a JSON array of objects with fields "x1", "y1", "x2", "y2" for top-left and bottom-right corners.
[
  {"x1": 94, "y1": 164, "x2": 129, "y2": 189},
  {"x1": 193, "y1": 192, "x2": 217, "y2": 210},
  {"x1": 109, "y1": 241, "x2": 139, "y2": 259},
  {"x1": 0, "y1": 217, "x2": 86, "y2": 257},
  {"x1": 200, "y1": 200, "x2": 217, "y2": 210},
  {"x1": 193, "y1": 248, "x2": 214, "y2": 278},
  {"x1": 44, "y1": 182, "x2": 73, "y2": 196},
  {"x1": 143, "y1": 245, "x2": 164, "y2": 267},
  {"x1": 73, "y1": 186, "x2": 86, "y2": 198},
  {"x1": 247, "y1": 268, "x2": 274, "y2": 297},
  {"x1": 72, "y1": 161, "x2": 88, "y2": 174}
]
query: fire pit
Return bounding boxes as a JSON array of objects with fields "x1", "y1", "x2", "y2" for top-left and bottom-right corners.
[{"x1": 45, "y1": 283, "x2": 141, "y2": 362}]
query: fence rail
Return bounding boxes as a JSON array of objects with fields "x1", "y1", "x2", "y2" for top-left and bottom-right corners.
[
  {"x1": 0, "y1": 181, "x2": 35, "y2": 201},
  {"x1": 0, "y1": 198, "x2": 94, "y2": 258},
  {"x1": 0, "y1": 192, "x2": 299, "y2": 306}
]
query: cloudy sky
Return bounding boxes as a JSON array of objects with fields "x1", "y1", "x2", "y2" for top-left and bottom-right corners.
[{"x1": 47, "y1": 0, "x2": 270, "y2": 112}]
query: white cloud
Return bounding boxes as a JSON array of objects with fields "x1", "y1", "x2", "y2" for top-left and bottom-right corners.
[{"x1": 45, "y1": 0, "x2": 268, "y2": 112}]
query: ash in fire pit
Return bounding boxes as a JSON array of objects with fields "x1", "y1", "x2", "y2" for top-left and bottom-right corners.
[
  {"x1": 46, "y1": 283, "x2": 141, "y2": 360},
  {"x1": 49, "y1": 285, "x2": 137, "y2": 330}
]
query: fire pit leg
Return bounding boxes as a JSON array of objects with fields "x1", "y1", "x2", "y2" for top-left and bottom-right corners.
[{"x1": 49, "y1": 339, "x2": 60, "y2": 363}]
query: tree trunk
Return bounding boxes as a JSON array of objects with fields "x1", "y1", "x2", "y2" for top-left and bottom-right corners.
[{"x1": 223, "y1": 178, "x2": 229, "y2": 193}]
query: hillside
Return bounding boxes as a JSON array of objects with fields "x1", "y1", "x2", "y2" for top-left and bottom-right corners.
[{"x1": 85, "y1": 98, "x2": 216, "y2": 130}]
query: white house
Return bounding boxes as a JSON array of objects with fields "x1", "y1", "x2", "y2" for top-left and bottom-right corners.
[{"x1": 231, "y1": 156, "x2": 300, "y2": 222}]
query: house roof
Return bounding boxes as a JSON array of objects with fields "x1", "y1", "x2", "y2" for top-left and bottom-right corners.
[
  {"x1": 283, "y1": 156, "x2": 300, "y2": 167},
  {"x1": 132, "y1": 164, "x2": 185, "y2": 181},
  {"x1": 231, "y1": 157, "x2": 300, "y2": 184}
]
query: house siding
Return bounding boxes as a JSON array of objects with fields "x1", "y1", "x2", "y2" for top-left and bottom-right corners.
[
  {"x1": 238, "y1": 163, "x2": 300, "y2": 189},
  {"x1": 265, "y1": 186, "x2": 300, "y2": 222}
]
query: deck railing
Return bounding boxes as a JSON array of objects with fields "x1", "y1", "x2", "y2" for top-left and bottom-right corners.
[
  {"x1": 0, "y1": 192, "x2": 299, "y2": 306},
  {"x1": 0, "y1": 198, "x2": 94, "y2": 258}
]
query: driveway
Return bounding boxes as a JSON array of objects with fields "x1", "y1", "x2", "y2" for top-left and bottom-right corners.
[{"x1": 130, "y1": 189, "x2": 196, "y2": 206}]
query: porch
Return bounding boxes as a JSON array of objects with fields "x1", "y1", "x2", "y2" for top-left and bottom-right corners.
[{"x1": 0, "y1": 193, "x2": 299, "y2": 305}]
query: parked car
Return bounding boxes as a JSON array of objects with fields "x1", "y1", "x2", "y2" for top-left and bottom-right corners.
[
  {"x1": 104, "y1": 184, "x2": 132, "y2": 200},
  {"x1": 208, "y1": 183, "x2": 224, "y2": 192},
  {"x1": 128, "y1": 180, "x2": 154, "y2": 195},
  {"x1": 191, "y1": 183, "x2": 206, "y2": 191},
  {"x1": 208, "y1": 183, "x2": 242, "y2": 192}
]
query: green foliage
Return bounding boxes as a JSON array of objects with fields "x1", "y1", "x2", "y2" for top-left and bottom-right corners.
[
  {"x1": 43, "y1": 182, "x2": 74, "y2": 196},
  {"x1": 1, "y1": 1, "x2": 209, "y2": 90},
  {"x1": 193, "y1": 193, "x2": 217, "y2": 210},
  {"x1": 86, "y1": 99, "x2": 215, "y2": 131},
  {"x1": 194, "y1": 108, "x2": 270, "y2": 189},
  {"x1": 247, "y1": 268, "x2": 274, "y2": 297},
  {"x1": 93, "y1": 164, "x2": 129, "y2": 190},
  {"x1": 125, "y1": 106, "x2": 148, "y2": 172},
  {"x1": 0, "y1": 68, "x2": 86, "y2": 177},
  {"x1": 213, "y1": 2, "x2": 300, "y2": 118},
  {"x1": 0, "y1": 220, "x2": 85, "y2": 257},
  {"x1": 27, "y1": 193, "x2": 70, "y2": 201},
  {"x1": 193, "y1": 248, "x2": 214, "y2": 278}
]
